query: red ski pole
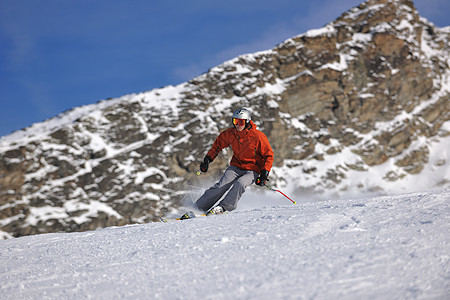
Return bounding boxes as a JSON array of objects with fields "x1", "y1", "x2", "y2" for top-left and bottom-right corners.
[{"x1": 264, "y1": 184, "x2": 297, "y2": 204}]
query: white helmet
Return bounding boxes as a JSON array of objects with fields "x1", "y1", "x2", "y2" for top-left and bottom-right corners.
[{"x1": 232, "y1": 108, "x2": 251, "y2": 124}]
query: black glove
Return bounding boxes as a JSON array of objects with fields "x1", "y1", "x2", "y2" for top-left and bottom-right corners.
[
  {"x1": 256, "y1": 170, "x2": 269, "y2": 186},
  {"x1": 199, "y1": 156, "x2": 212, "y2": 173}
]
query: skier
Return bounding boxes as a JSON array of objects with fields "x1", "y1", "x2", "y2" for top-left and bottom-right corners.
[{"x1": 193, "y1": 108, "x2": 274, "y2": 216}]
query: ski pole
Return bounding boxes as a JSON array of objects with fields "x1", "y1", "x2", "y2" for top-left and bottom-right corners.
[{"x1": 264, "y1": 184, "x2": 296, "y2": 204}]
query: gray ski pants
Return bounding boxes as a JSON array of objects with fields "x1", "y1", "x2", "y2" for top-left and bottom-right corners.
[{"x1": 195, "y1": 165, "x2": 259, "y2": 212}]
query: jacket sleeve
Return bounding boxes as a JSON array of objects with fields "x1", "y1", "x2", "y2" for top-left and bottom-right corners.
[
  {"x1": 259, "y1": 132, "x2": 274, "y2": 172},
  {"x1": 206, "y1": 129, "x2": 232, "y2": 161}
]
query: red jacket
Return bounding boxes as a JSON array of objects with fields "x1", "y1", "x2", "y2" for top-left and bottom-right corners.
[{"x1": 206, "y1": 120, "x2": 274, "y2": 174}]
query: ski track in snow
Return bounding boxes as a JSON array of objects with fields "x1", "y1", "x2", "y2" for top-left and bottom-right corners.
[{"x1": 0, "y1": 190, "x2": 449, "y2": 299}]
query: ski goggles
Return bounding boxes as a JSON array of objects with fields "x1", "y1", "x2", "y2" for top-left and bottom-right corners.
[{"x1": 232, "y1": 118, "x2": 246, "y2": 126}]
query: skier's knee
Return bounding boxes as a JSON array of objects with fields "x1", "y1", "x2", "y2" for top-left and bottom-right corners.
[{"x1": 220, "y1": 202, "x2": 237, "y2": 212}]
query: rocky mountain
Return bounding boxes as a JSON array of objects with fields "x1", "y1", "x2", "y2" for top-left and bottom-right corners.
[{"x1": 1, "y1": 0, "x2": 449, "y2": 238}]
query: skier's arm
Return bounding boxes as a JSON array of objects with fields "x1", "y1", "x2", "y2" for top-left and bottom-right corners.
[
  {"x1": 206, "y1": 130, "x2": 231, "y2": 161},
  {"x1": 259, "y1": 133, "x2": 274, "y2": 172},
  {"x1": 199, "y1": 130, "x2": 231, "y2": 173}
]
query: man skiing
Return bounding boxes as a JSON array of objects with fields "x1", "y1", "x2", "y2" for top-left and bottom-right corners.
[{"x1": 193, "y1": 108, "x2": 274, "y2": 215}]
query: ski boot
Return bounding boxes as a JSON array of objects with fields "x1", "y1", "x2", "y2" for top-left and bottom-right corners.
[
  {"x1": 206, "y1": 205, "x2": 225, "y2": 216},
  {"x1": 180, "y1": 211, "x2": 196, "y2": 220}
]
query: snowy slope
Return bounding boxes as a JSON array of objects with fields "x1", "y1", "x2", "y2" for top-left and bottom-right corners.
[{"x1": 1, "y1": 189, "x2": 448, "y2": 299}]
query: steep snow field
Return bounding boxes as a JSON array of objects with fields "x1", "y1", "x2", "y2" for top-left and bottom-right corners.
[{"x1": 0, "y1": 189, "x2": 448, "y2": 299}]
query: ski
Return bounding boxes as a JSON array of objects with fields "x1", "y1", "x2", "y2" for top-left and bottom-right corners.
[
  {"x1": 160, "y1": 211, "x2": 204, "y2": 223},
  {"x1": 159, "y1": 210, "x2": 227, "y2": 222}
]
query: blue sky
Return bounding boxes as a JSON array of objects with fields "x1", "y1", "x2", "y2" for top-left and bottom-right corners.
[{"x1": 0, "y1": 0, "x2": 448, "y2": 137}]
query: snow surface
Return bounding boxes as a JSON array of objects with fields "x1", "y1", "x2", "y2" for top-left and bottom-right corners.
[{"x1": 0, "y1": 189, "x2": 448, "y2": 299}]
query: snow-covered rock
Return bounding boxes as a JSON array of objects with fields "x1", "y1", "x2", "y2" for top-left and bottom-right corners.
[{"x1": 0, "y1": 0, "x2": 449, "y2": 238}]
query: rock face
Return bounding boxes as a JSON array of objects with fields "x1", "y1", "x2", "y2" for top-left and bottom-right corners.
[{"x1": 0, "y1": 0, "x2": 449, "y2": 238}]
